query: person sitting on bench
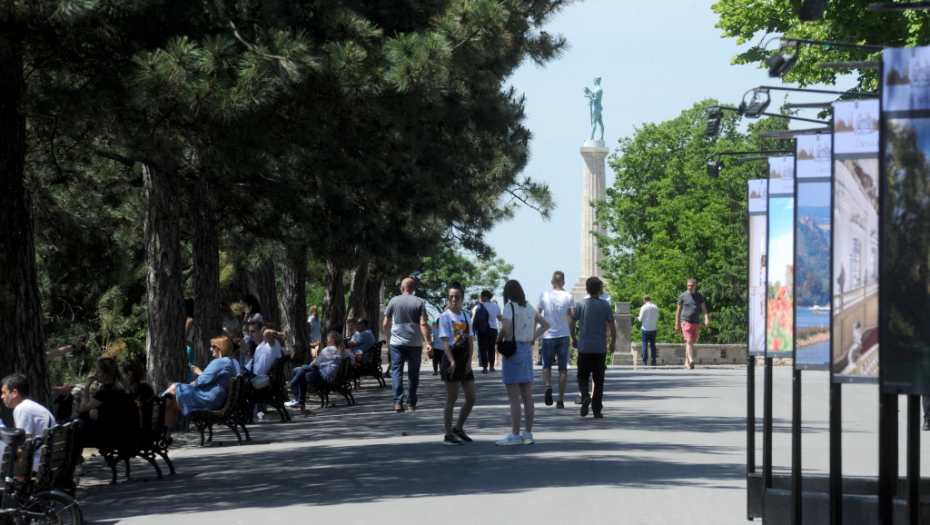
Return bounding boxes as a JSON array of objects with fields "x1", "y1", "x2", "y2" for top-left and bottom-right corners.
[
  {"x1": 290, "y1": 332, "x2": 348, "y2": 412},
  {"x1": 163, "y1": 337, "x2": 237, "y2": 434}
]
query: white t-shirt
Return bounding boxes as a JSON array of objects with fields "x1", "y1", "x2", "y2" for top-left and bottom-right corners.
[
  {"x1": 501, "y1": 302, "x2": 538, "y2": 343},
  {"x1": 439, "y1": 310, "x2": 472, "y2": 345},
  {"x1": 538, "y1": 290, "x2": 575, "y2": 339},
  {"x1": 472, "y1": 301, "x2": 502, "y2": 330},
  {"x1": 599, "y1": 292, "x2": 613, "y2": 308},
  {"x1": 14, "y1": 399, "x2": 56, "y2": 468},
  {"x1": 638, "y1": 302, "x2": 659, "y2": 331}
]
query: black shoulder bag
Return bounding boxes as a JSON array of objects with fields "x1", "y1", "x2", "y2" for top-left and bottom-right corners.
[
  {"x1": 450, "y1": 313, "x2": 471, "y2": 359},
  {"x1": 496, "y1": 303, "x2": 518, "y2": 357}
]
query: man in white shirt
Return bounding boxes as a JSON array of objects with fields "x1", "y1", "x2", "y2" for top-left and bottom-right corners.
[
  {"x1": 638, "y1": 295, "x2": 660, "y2": 366},
  {"x1": 1, "y1": 373, "x2": 56, "y2": 468},
  {"x1": 472, "y1": 291, "x2": 503, "y2": 373},
  {"x1": 537, "y1": 271, "x2": 575, "y2": 408},
  {"x1": 246, "y1": 323, "x2": 282, "y2": 377}
]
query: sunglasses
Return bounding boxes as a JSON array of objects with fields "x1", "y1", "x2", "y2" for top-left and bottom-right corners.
[{"x1": 210, "y1": 344, "x2": 220, "y2": 349}]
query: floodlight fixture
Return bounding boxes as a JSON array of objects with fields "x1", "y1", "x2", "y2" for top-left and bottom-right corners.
[
  {"x1": 705, "y1": 150, "x2": 794, "y2": 177},
  {"x1": 869, "y1": 2, "x2": 930, "y2": 11},
  {"x1": 740, "y1": 88, "x2": 771, "y2": 118},
  {"x1": 705, "y1": 105, "x2": 742, "y2": 137},
  {"x1": 764, "y1": 37, "x2": 883, "y2": 78},
  {"x1": 799, "y1": 0, "x2": 829, "y2": 20}
]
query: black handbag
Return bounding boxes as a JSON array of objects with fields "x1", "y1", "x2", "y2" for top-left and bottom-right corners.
[
  {"x1": 450, "y1": 313, "x2": 470, "y2": 359},
  {"x1": 497, "y1": 303, "x2": 518, "y2": 357}
]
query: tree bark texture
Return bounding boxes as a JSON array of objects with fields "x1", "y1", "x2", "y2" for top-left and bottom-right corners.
[
  {"x1": 0, "y1": 31, "x2": 52, "y2": 412},
  {"x1": 143, "y1": 164, "x2": 187, "y2": 393},
  {"x1": 321, "y1": 260, "x2": 346, "y2": 336},
  {"x1": 191, "y1": 182, "x2": 222, "y2": 369},
  {"x1": 248, "y1": 259, "x2": 279, "y2": 325},
  {"x1": 346, "y1": 264, "x2": 368, "y2": 322},
  {"x1": 363, "y1": 269, "x2": 385, "y2": 341},
  {"x1": 281, "y1": 243, "x2": 311, "y2": 364}
]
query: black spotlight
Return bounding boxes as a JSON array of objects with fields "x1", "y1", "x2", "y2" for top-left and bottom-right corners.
[
  {"x1": 706, "y1": 106, "x2": 723, "y2": 137},
  {"x1": 799, "y1": 0, "x2": 828, "y2": 21},
  {"x1": 707, "y1": 158, "x2": 724, "y2": 178},
  {"x1": 739, "y1": 88, "x2": 771, "y2": 118},
  {"x1": 766, "y1": 42, "x2": 799, "y2": 77}
]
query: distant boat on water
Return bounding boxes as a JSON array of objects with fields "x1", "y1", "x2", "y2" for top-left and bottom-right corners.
[{"x1": 809, "y1": 305, "x2": 830, "y2": 315}]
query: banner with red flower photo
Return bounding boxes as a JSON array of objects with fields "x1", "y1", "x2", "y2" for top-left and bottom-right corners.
[{"x1": 766, "y1": 156, "x2": 795, "y2": 357}]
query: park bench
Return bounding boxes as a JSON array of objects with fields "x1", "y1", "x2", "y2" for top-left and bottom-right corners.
[
  {"x1": 33, "y1": 420, "x2": 82, "y2": 495},
  {"x1": 352, "y1": 340, "x2": 387, "y2": 388},
  {"x1": 188, "y1": 375, "x2": 250, "y2": 446},
  {"x1": 99, "y1": 395, "x2": 175, "y2": 484},
  {"x1": 246, "y1": 356, "x2": 291, "y2": 422},
  {"x1": 311, "y1": 357, "x2": 356, "y2": 408}
]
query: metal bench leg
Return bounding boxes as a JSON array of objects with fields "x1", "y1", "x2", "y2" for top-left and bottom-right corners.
[
  {"x1": 143, "y1": 454, "x2": 163, "y2": 480},
  {"x1": 124, "y1": 458, "x2": 131, "y2": 478},
  {"x1": 230, "y1": 424, "x2": 243, "y2": 445},
  {"x1": 207, "y1": 425, "x2": 214, "y2": 443},
  {"x1": 239, "y1": 422, "x2": 251, "y2": 441},
  {"x1": 199, "y1": 427, "x2": 206, "y2": 446},
  {"x1": 157, "y1": 451, "x2": 176, "y2": 475}
]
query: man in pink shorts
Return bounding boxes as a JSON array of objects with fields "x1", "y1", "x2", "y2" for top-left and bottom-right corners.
[{"x1": 675, "y1": 279, "x2": 710, "y2": 370}]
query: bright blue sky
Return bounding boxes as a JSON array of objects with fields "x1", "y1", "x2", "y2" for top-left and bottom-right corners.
[
  {"x1": 768, "y1": 198, "x2": 795, "y2": 289},
  {"x1": 482, "y1": 0, "x2": 856, "y2": 306}
]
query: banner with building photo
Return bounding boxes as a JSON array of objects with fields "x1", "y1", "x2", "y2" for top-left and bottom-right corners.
[
  {"x1": 831, "y1": 99, "x2": 880, "y2": 383},
  {"x1": 880, "y1": 46, "x2": 930, "y2": 394},
  {"x1": 748, "y1": 179, "x2": 768, "y2": 356},
  {"x1": 794, "y1": 134, "x2": 832, "y2": 370},
  {"x1": 766, "y1": 156, "x2": 795, "y2": 357}
]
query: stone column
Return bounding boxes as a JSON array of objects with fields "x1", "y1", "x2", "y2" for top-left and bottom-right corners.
[
  {"x1": 613, "y1": 302, "x2": 633, "y2": 365},
  {"x1": 572, "y1": 140, "x2": 610, "y2": 303}
]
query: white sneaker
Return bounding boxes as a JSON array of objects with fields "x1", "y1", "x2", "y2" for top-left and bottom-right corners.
[
  {"x1": 257, "y1": 412, "x2": 265, "y2": 422},
  {"x1": 285, "y1": 399, "x2": 299, "y2": 408},
  {"x1": 495, "y1": 433, "x2": 524, "y2": 446},
  {"x1": 521, "y1": 431, "x2": 535, "y2": 445}
]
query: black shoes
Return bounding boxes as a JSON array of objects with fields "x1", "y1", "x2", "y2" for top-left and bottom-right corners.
[
  {"x1": 489, "y1": 367, "x2": 496, "y2": 372},
  {"x1": 453, "y1": 427, "x2": 473, "y2": 442},
  {"x1": 924, "y1": 420, "x2": 930, "y2": 431},
  {"x1": 481, "y1": 368, "x2": 488, "y2": 374},
  {"x1": 443, "y1": 434, "x2": 463, "y2": 446},
  {"x1": 544, "y1": 386, "x2": 553, "y2": 406},
  {"x1": 593, "y1": 412, "x2": 604, "y2": 419},
  {"x1": 575, "y1": 394, "x2": 583, "y2": 405},
  {"x1": 580, "y1": 397, "x2": 591, "y2": 417},
  {"x1": 556, "y1": 400, "x2": 564, "y2": 409}
]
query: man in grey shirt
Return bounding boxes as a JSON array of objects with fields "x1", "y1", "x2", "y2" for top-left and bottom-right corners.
[
  {"x1": 570, "y1": 276, "x2": 617, "y2": 419},
  {"x1": 675, "y1": 278, "x2": 710, "y2": 370},
  {"x1": 383, "y1": 278, "x2": 431, "y2": 412}
]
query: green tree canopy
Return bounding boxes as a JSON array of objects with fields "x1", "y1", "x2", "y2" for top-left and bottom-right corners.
[{"x1": 595, "y1": 100, "x2": 791, "y2": 344}]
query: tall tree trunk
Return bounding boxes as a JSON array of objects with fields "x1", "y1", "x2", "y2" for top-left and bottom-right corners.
[
  {"x1": 143, "y1": 164, "x2": 186, "y2": 393},
  {"x1": 191, "y1": 182, "x2": 222, "y2": 369},
  {"x1": 0, "y1": 31, "x2": 51, "y2": 414},
  {"x1": 363, "y1": 268, "x2": 384, "y2": 341},
  {"x1": 321, "y1": 259, "x2": 345, "y2": 335},
  {"x1": 346, "y1": 263, "x2": 368, "y2": 321},
  {"x1": 224, "y1": 267, "x2": 249, "y2": 308},
  {"x1": 248, "y1": 259, "x2": 279, "y2": 325},
  {"x1": 281, "y1": 243, "x2": 311, "y2": 364}
]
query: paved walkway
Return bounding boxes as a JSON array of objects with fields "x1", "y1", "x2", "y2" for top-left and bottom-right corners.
[{"x1": 77, "y1": 367, "x2": 929, "y2": 524}]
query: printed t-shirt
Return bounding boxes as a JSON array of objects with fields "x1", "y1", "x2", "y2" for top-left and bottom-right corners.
[{"x1": 439, "y1": 310, "x2": 472, "y2": 346}]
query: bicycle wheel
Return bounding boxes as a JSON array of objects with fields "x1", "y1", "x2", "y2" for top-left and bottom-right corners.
[{"x1": 22, "y1": 492, "x2": 82, "y2": 525}]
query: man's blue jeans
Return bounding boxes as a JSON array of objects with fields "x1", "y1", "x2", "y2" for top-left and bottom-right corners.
[
  {"x1": 641, "y1": 330, "x2": 657, "y2": 365},
  {"x1": 390, "y1": 345, "x2": 422, "y2": 407}
]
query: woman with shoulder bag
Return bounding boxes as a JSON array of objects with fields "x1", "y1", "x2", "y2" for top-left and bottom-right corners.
[
  {"x1": 495, "y1": 279, "x2": 550, "y2": 446},
  {"x1": 439, "y1": 282, "x2": 476, "y2": 446}
]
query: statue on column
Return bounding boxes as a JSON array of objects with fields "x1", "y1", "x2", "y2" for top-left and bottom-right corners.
[{"x1": 583, "y1": 76, "x2": 604, "y2": 141}]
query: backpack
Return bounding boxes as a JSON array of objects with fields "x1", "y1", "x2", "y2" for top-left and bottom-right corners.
[{"x1": 473, "y1": 303, "x2": 492, "y2": 335}]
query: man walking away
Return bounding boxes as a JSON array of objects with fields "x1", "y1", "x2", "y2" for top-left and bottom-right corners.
[
  {"x1": 675, "y1": 279, "x2": 710, "y2": 370},
  {"x1": 570, "y1": 277, "x2": 616, "y2": 418},
  {"x1": 537, "y1": 271, "x2": 575, "y2": 409},
  {"x1": 639, "y1": 295, "x2": 659, "y2": 366},
  {"x1": 383, "y1": 278, "x2": 431, "y2": 412},
  {"x1": 472, "y1": 291, "x2": 503, "y2": 373}
]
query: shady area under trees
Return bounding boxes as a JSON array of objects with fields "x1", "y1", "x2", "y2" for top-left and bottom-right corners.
[{"x1": 0, "y1": 0, "x2": 578, "y2": 411}]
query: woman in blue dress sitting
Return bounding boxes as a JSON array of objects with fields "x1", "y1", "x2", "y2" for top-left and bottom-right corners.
[{"x1": 163, "y1": 336, "x2": 237, "y2": 432}]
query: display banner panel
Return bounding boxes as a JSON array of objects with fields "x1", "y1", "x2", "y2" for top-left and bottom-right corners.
[
  {"x1": 749, "y1": 179, "x2": 768, "y2": 356},
  {"x1": 766, "y1": 156, "x2": 795, "y2": 357},
  {"x1": 794, "y1": 134, "x2": 832, "y2": 370},
  {"x1": 832, "y1": 99, "x2": 880, "y2": 383},
  {"x1": 880, "y1": 46, "x2": 930, "y2": 394}
]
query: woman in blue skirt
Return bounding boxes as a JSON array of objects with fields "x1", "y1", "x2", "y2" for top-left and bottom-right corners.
[
  {"x1": 163, "y1": 336, "x2": 238, "y2": 431},
  {"x1": 495, "y1": 280, "x2": 550, "y2": 446}
]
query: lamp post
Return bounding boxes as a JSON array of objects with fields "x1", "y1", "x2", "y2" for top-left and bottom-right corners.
[
  {"x1": 704, "y1": 150, "x2": 794, "y2": 178},
  {"x1": 766, "y1": 38, "x2": 884, "y2": 78}
]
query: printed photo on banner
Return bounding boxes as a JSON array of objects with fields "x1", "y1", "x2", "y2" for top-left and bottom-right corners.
[
  {"x1": 796, "y1": 134, "x2": 832, "y2": 179},
  {"x1": 766, "y1": 196, "x2": 794, "y2": 355},
  {"x1": 748, "y1": 179, "x2": 767, "y2": 356},
  {"x1": 881, "y1": 117, "x2": 930, "y2": 393},
  {"x1": 768, "y1": 155, "x2": 795, "y2": 195},
  {"x1": 832, "y1": 102, "x2": 879, "y2": 380},
  {"x1": 833, "y1": 99, "x2": 880, "y2": 153},
  {"x1": 883, "y1": 46, "x2": 930, "y2": 113}
]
